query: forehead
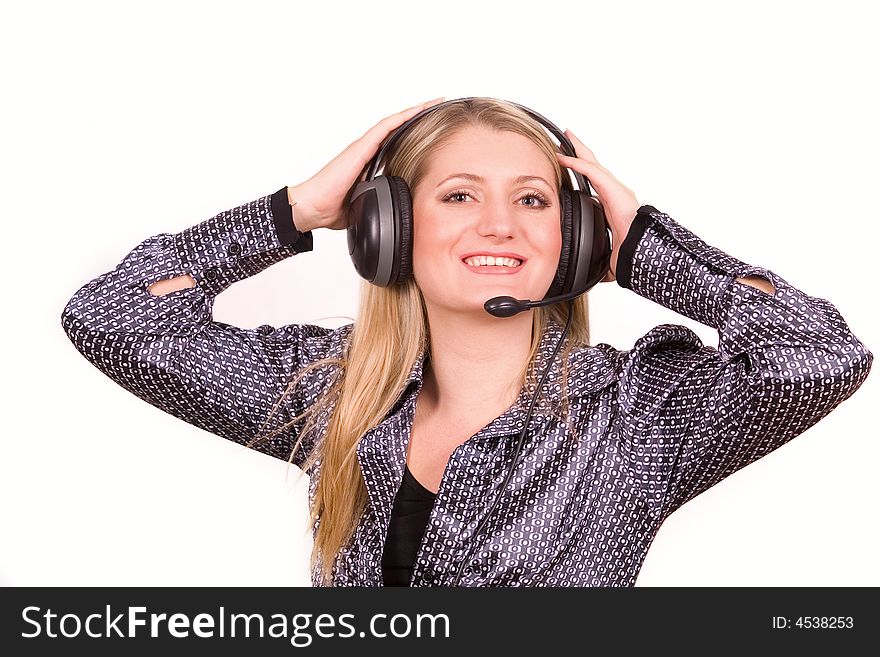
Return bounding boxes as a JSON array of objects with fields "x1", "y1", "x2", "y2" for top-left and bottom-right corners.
[{"x1": 424, "y1": 125, "x2": 555, "y2": 182}]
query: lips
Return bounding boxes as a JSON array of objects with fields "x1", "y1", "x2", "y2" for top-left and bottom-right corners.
[
  {"x1": 460, "y1": 251, "x2": 526, "y2": 263},
  {"x1": 461, "y1": 262, "x2": 523, "y2": 275},
  {"x1": 460, "y1": 252, "x2": 525, "y2": 275}
]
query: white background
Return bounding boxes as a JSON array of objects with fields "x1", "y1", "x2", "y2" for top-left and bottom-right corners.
[{"x1": 2, "y1": 0, "x2": 877, "y2": 586}]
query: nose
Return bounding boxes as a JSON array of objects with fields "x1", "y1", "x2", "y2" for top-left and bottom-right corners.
[{"x1": 474, "y1": 195, "x2": 517, "y2": 241}]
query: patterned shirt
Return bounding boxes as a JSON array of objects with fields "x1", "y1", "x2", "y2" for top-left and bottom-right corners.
[{"x1": 61, "y1": 188, "x2": 873, "y2": 587}]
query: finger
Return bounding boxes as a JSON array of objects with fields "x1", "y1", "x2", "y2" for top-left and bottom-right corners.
[
  {"x1": 563, "y1": 129, "x2": 599, "y2": 163},
  {"x1": 555, "y1": 152, "x2": 617, "y2": 193},
  {"x1": 419, "y1": 96, "x2": 446, "y2": 108},
  {"x1": 389, "y1": 97, "x2": 446, "y2": 125},
  {"x1": 555, "y1": 151, "x2": 601, "y2": 172},
  {"x1": 364, "y1": 97, "x2": 446, "y2": 147},
  {"x1": 409, "y1": 96, "x2": 445, "y2": 110},
  {"x1": 557, "y1": 149, "x2": 625, "y2": 188},
  {"x1": 395, "y1": 97, "x2": 445, "y2": 120},
  {"x1": 341, "y1": 97, "x2": 446, "y2": 177}
]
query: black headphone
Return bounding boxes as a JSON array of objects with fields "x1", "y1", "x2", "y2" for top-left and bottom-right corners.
[{"x1": 346, "y1": 97, "x2": 612, "y2": 316}]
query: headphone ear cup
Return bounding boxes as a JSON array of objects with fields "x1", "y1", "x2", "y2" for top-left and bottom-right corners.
[
  {"x1": 387, "y1": 175, "x2": 413, "y2": 285},
  {"x1": 546, "y1": 190, "x2": 577, "y2": 298},
  {"x1": 346, "y1": 175, "x2": 413, "y2": 287},
  {"x1": 347, "y1": 177, "x2": 394, "y2": 286}
]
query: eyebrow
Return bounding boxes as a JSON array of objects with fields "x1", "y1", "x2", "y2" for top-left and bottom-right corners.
[{"x1": 435, "y1": 172, "x2": 554, "y2": 189}]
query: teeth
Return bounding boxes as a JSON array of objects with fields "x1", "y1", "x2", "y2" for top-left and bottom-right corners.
[{"x1": 463, "y1": 256, "x2": 522, "y2": 268}]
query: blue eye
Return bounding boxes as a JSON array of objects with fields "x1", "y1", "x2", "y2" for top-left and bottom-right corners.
[
  {"x1": 441, "y1": 189, "x2": 552, "y2": 208},
  {"x1": 519, "y1": 191, "x2": 551, "y2": 208}
]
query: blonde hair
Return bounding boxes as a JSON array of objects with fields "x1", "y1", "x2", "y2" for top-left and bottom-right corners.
[{"x1": 252, "y1": 98, "x2": 591, "y2": 585}]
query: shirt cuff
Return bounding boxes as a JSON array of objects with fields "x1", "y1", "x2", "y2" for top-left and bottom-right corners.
[
  {"x1": 615, "y1": 205, "x2": 656, "y2": 290},
  {"x1": 271, "y1": 186, "x2": 314, "y2": 252}
]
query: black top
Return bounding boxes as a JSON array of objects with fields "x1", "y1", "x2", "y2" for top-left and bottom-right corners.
[{"x1": 381, "y1": 465, "x2": 437, "y2": 586}]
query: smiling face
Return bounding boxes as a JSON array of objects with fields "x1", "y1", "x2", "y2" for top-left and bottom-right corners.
[{"x1": 410, "y1": 125, "x2": 563, "y2": 318}]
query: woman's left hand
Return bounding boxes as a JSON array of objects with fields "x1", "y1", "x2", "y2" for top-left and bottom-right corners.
[{"x1": 555, "y1": 130, "x2": 641, "y2": 283}]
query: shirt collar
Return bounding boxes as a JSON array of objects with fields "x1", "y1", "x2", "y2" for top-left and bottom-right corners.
[{"x1": 398, "y1": 318, "x2": 619, "y2": 424}]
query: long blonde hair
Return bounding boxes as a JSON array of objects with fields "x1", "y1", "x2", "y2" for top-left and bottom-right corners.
[{"x1": 253, "y1": 98, "x2": 592, "y2": 584}]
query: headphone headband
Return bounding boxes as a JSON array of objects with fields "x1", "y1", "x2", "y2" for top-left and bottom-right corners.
[{"x1": 363, "y1": 96, "x2": 593, "y2": 196}]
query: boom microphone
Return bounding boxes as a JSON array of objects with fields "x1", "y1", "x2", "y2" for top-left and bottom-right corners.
[{"x1": 484, "y1": 286, "x2": 592, "y2": 318}]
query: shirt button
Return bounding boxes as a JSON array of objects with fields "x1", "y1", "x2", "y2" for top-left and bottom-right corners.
[
  {"x1": 227, "y1": 243, "x2": 242, "y2": 256},
  {"x1": 205, "y1": 267, "x2": 219, "y2": 281}
]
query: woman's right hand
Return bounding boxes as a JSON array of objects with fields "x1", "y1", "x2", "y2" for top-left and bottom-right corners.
[{"x1": 287, "y1": 97, "x2": 446, "y2": 233}]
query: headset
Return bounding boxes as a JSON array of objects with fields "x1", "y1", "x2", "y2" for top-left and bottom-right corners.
[
  {"x1": 346, "y1": 96, "x2": 611, "y2": 316},
  {"x1": 345, "y1": 97, "x2": 613, "y2": 585}
]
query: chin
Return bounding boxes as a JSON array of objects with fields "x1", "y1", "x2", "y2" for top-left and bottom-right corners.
[{"x1": 460, "y1": 292, "x2": 523, "y2": 316}]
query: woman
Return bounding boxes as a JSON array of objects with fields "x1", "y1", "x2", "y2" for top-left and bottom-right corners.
[{"x1": 61, "y1": 97, "x2": 873, "y2": 587}]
